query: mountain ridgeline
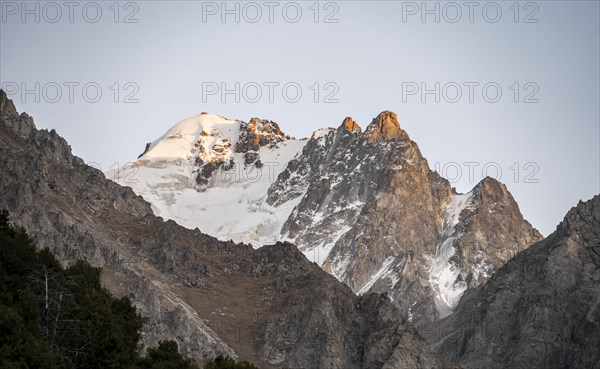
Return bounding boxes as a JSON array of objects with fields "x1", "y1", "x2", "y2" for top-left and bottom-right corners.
[
  {"x1": 0, "y1": 90, "x2": 456, "y2": 368},
  {"x1": 1, "y1": 89, "x2": 598, "y2": 369},
  {"x1": 115, "y1": 107, "x2": 542, "y2": 326}
]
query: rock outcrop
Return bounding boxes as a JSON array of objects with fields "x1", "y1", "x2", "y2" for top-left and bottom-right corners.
[
  {"x1": 364, "y1": 110, "x2": 408, "y2": 142},
  {"x1": 268, "y1": 112, "x2": 542, "y2": 325},
  {"x1": 431, "y1": 195, "x2": 600, "y2": 369},
  {"x1": 341, "y1": 116, "x2": 361, "y2": 133}
]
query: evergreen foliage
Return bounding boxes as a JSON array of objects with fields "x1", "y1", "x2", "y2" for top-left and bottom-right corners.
[{"x1": 0, "y1": 210, "x2": 261, "y2": 369}]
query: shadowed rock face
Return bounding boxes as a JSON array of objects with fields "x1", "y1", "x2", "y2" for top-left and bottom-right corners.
[
  {"x1": 0, "y1": 90, "x2": 17, "y2": 115},
  {"x1": 449, "y1": 177, "x2": 543, "y2": 289},
  {"x1": 0, "y1": 90, "x2": 457, "y2": 369},
  {"x1": 431, "y1": 195, "x2": 600, "y2": 369}
]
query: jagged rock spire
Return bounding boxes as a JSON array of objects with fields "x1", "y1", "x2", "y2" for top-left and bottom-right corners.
[
  {"x1": 0, "y1": 89, "x2": 18, "y2": 117},
  {"x1": 365, "y1": 110, "x2": 408, "y2": 142},
  {"x1": 340, "y1": 117, "x2": 361, "y2": 133}
]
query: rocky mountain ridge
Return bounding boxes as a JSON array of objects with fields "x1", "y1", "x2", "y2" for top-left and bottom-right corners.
[
  {"x1": 116, "y1": 108, "x2": 542, "y2": 325},
  {"x1": 431, "y1": 195, "x2": 600, "y2": 369},
  {"x1": 0, "y1": 89, "x2": 457, "y2": 368}
]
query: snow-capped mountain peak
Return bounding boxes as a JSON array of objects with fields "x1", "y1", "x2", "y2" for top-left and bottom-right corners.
[
  {"x1": 139, "y1": 113, "x2": 240, "y2": 162},
  {"x1": 113, "y1": 111, "x2": 542, "y2": 327},
  {"x1": 115, "y1": 114, "x2": 306, "y2": 245}
]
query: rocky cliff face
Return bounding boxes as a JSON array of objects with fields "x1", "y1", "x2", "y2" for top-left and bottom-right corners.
[
  {"x1": 193, "y1": 116, "x2": 289, "y2": 188},
  {"x1": 268, "y1": 112, "x2": 542, "y2": 325},
  {"x1": 0, "y1": 89, "x2": 457, "y2": 368},
  {"x1": 431, "y1": 195, "x2": 600, "y2": 369}
]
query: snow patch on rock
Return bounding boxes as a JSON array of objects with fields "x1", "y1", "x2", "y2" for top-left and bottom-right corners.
[{"x1": 429, "y1": 192, "x2": 475, "y2": 317}]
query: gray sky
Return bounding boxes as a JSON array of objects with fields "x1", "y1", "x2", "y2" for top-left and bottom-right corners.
[{"x1": 1, "y1": 0, "x2": 598, "y2": 236}]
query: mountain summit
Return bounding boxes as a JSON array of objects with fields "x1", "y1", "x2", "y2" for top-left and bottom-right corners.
[
  {"x1": 365, "y1": 110, "x2": 407, "y2": 141},
  {"x1": 114, "y1": 110, "x2": 542, "y2": 325}
]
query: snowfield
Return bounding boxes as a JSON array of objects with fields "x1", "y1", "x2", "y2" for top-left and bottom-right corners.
[{"x1": 113, "y1": 113, "x2": 307, "y2": 246}]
